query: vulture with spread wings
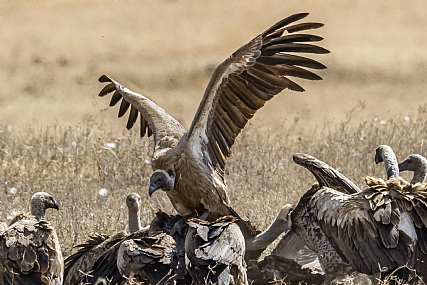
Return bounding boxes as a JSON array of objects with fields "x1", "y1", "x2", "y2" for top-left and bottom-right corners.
[{"x1": 98, "y1": 13, "x2": 329, "y2": 236}]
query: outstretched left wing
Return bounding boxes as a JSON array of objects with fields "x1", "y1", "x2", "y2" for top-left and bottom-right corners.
[{"x1": 187, "y1": 13, "x2": 329, "y2": 181}]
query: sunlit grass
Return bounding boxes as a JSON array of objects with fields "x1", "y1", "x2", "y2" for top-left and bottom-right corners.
[{"x1": 1, "y1": 107, "x2": 427, "y2": 260}]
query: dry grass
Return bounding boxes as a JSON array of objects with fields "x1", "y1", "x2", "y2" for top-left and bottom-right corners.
[
  {"x1": 1, "y1": 2, "x2": 427, "y2": 284},
  {"x1": 1, "y1": 106, "x2": 427, "y2": 258}
]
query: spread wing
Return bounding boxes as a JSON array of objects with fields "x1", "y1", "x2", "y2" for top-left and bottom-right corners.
[
  {"x1": 311, "y1": 187, "x2": 413, "y2": 275},
  {"x1": 186, "y1": 13, "x2": 329, "y2": 181},
  {"x1": 98, "y1": 75, "x2": 187, "y2": 157},
  {"x1": 68, "y1": 230, "x2": 151, "y2": 285},
  {"x1": 0, "y1": 220, "x2": 63, "y2": 285},
  {"x1": 63, "y1": 233, "x2": 111, "y2": 284},
  {"x1": 293, "y1": 153, "x2": 361, "y2": 194}
]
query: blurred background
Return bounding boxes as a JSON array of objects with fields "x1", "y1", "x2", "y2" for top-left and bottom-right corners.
[{"x1": 2, "y1": 1, "x2": 426, "y2": 132}]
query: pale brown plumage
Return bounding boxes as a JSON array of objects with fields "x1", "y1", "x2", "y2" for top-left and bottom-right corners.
[
  {"x1": 398, "y1": 154, "x2": 427, "y2": 184},
  {"x1": 63, "y1": 193, "x2": 148, "y2": 285},
  {"x1": 117, "y1": 233, "x2": 177, "y2": 285},
  {"x1": 97, "y1": 13, "x2": 329, "y2": 237},
  {"x1": 286, "y1": 152, "x2": 427, "y2": 284},
  {"x1": 185, "y1": 216, "x2": 248, "y2": 285},
  {"x1": 114, "y1": 211, "x2": 194, "y2": 285},
  {"x1": 0, "y1": 192, "x2": 62, "y2": 285}
]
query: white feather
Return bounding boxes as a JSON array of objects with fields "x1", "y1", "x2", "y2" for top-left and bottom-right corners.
[{"x1": 398, "y1": 212, "x2": 417, "y2": 241}]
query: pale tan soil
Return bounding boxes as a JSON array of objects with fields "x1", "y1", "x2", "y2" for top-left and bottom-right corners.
[{"x1": 1, "y1": 1, "x2": 426, "y2": 132}]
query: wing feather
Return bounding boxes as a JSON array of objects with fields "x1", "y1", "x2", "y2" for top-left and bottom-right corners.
[
  {"x1": 293, "y1": 153, "x2": 361, "y2": 194},
  {"x1": 311, "y1": 187, "x2": 412, "y2": 275},
  {"x1": 118, "y1": 98, "x2": 130, "y2": 118},
  {"x1": 126, "y1": 105, "x2": 139, "y2": 130},
  {"x1": 186, "y1": 14, "x2": 328, "y2": 181},
  {"x1": 257, "y1": 53, "x2": 326, "y2": 69},
  {"x1": 0, "y1": 220, "x2": 63, "y2": 285},
  {"x1": 98, "y1": 75, "x2": 187, "y2": 155}
]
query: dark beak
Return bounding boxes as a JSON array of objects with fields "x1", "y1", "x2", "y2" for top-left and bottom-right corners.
[
  {"x1": 53, "y1": 200, "x2": 60, "y2": 211},
  {"x1": 149, "y1": 182, "x2": 158, "y2": 197}
]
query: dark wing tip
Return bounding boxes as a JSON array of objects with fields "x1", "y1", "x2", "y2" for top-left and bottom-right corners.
[
  {"x1": 264, "y1": 13, "x2": 310, "y2": 36},
  {"x1": 99, "y1": 74, "x2": 112, "y2": 83},
  {"x1": 98, "y1": 83, "x2": 116, "y2": 97}
]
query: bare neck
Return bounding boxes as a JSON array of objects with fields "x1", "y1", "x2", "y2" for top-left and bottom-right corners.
[
  {"x1": 128, "y1": 209, "x2": 141, "y2": 233},
  {"x1": 246, "y1": 218, "x2": 288, "y2": 251},
  {"x1": 382, "y1": 147, "x2": 399, "y2": 179},
  {"x1": 412, "y1": 160, "x2": 427, "y2": 184},
  {"x1": 30, "y1": 203, "x2": 46, "y2": 221}
]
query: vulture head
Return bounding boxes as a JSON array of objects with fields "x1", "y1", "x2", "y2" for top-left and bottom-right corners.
[
  {"x1": 149, "y1": 169, "x2": 175, "y2": 196},
  {"x1": 398, "y1": 154, "x2": 427, "y2": 172},
  {"x1": 277, "y1": 204, "x2": 293, "y2": 231},
  {"x1": 126, "y1": 193, "x2": 141, "y2": 212},
  {"x1": 374, "y1": 145, "x2": 387, "y2": 164},
  {"x1": 398, "y1": 154, "x2": 427, "y2": 184},
  {"x1": 30, "y1": 192, "x2": 60, "y2": 220}
]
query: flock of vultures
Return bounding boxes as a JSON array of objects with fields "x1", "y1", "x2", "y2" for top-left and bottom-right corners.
[{"x1": 1, "y1": 12, "x2": 427, "y2": 285}]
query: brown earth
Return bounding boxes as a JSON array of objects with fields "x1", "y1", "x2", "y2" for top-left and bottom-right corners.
[{"x1": 1, "y1": 1, "x2": 426, "y2": 132}]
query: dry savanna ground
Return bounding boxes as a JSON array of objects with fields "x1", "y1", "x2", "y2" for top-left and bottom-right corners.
[{"x1": 1, "y1": 0, "x2": 427, "y2": 279}]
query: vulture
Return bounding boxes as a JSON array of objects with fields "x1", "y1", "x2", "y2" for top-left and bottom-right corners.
[
  {"x1": 267, "y1": 150, "x2": 362, "y2": 276},
  {"x1": 185, "y1": 216, "x2": 248, "y2": 285},
  {"x1": 115, "y1": 211, "x2": 192, "y2": 285},
  {"x1": 0, "y1": 192, "x2": 63, "y2": 285},
  {"x1": 97, "y1": 13, "x2": 329, "y2": 238},
  {"x1": 398, "y1": 154, "x2": 427, "y2": 184},
  {"x1": 116, "y1": 233, "x2": 177, "y2": 284},
  {"x1": 64, "y1": 193, "x2": 149, "y2": 285},
  {"x1": 285, "y1": 151, "x2": 427, "y2": 284},
  {"x1": 64, "y1": 210, "x2": 193, "y2": 284}
]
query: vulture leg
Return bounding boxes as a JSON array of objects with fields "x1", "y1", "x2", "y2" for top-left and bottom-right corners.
[{"x1": 199, "y1": 210, "x2": 209, "y2": 220}]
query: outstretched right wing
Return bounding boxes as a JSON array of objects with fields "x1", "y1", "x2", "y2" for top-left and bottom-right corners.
[
  {"x1": 98, "y1": 75, "x2": 187, "y2": 156},
  {"x1": 293, "y1": 153, "x2": 361, "y2": 194}
]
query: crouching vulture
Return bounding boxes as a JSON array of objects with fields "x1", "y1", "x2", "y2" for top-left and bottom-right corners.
[
  {"x1": 97, "y1": 13, "x2": 329, "y2": 239},
  {"x1": 0, "y1": 192, "x2": 63, "y2": 285},
  {"x1": 285, "y1": 151, "x2": 427, "y2": 284}
]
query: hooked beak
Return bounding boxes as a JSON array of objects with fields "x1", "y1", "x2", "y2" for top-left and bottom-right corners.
[
  {"x1": 149, "y1": 182, "x2": 159, "y2": 197},
  {"x1": 53, "y1": 200, "x2": 60, "y2": 211}
]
